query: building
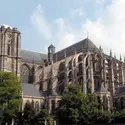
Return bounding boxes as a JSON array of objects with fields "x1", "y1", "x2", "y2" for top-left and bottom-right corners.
[
  {"x1": 0, "y1": 25, "x2": 125, "y2": 114},
  {"x1": 114, "y1": 85, "x2": 125, "y2": 111}
]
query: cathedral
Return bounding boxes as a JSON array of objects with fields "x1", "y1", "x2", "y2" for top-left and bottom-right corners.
[{"x1": 0, "y1": 25, "x2": 125, "y2": 115}]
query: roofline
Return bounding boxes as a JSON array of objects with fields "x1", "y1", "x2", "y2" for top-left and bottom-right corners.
[
  {"x1": 54, "y1": 38, "x2": 98, "y2": 55},
  {"x1": 22, "y1": 95, "x2": 45, "y2": 99},
  {"x1": 21, "y1": 49, "x2": 47, "y2": 55}
]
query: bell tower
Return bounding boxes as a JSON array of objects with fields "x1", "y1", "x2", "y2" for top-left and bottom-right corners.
[{"x1": 0, "y1": 25, "x2": 21, "y2": 77}]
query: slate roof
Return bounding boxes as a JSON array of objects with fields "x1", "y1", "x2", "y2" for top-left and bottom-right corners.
[
  {"x1": 53, "y1": 38, "x2": 99, "y2": 61},
  {"x1": 20, "y1": 50, "x2": 47, "y2": 63},
  {"x1": 22, "y1": 83, "x2": 41, "y2": 97},
  {"x1": 115, "y1": 85, "x2": 125, "y2": 95}
]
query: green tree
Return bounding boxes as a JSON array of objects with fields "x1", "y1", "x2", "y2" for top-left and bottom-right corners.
[
  {"x1": 0, "y1": 72, "x2": 21, "y2": 124},
  {"x1": 56, "y1": 84, "x2": 110, "y2": 125},
  {"x1": 23, "y1": 102, "x2": 35, "y2": 125},
  {"x1": 111, "y1": 109, "x2": 125, "y2": 123},
  {"x1": 34, "y1": 109, "x2": 53, "y2": 125}
]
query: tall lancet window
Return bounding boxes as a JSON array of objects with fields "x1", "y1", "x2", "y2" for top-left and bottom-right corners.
[
  {"x1": 7, "y1": 42, "x2": 11, "y2": 55},
  {"x1": 35, "y1": 101, "x2": 39, "y2": 113},
  {"x1": 20, "y1": 64, "x2": 30, "y2": 83},
  {"x1": 95, "y1": 55, "x2": 100, "y2": 72},
  {"x1": 58, "y1": 62, "x2": 65, "y2": 94}
]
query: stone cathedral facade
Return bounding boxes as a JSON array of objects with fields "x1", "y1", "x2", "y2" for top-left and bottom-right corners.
[{"x1": 0, "y1": 25, "x2": 125, "y2": 114}]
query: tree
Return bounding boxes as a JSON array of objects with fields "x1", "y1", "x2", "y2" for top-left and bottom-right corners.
[
  {"x1": 23, "y1": 102, "x2": 35, "y2": 125},
  {"x1": 111, "y1": 109, "x2": 125, "y2": 123},
  {"x1": 34, "y1": 109, "x2": 53, "y2": 125},
  {"x1": 0, "y1": 72, "x2": 21, "y2": 124},
  {"x1": 56, "y1": 84, "x2": 110, "y2": 125}
]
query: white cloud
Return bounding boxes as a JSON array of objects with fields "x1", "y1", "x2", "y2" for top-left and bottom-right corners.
[
  {"x1": 31, "y1": 0, "x2": 125, "y2": 59},
  {"x1": 70, "y1": 7, "x2": 84, "y2": 17},
  {"x1": 95, "y1": 0, "x2": 107, "y2": 5},
  {"x1": 30, "y1": 4, "x2": 52, "y2": 41},
  {"x1": 83, "y1": 0, "x2": 125, "y2": 56}
]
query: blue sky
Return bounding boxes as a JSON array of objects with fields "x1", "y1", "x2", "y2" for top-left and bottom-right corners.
[{"x1": 0, "y1": 0, "x2": 125, "y2": 58}]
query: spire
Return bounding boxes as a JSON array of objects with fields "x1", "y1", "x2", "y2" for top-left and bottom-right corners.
[
  {"x1": 99, "y1": 45, "x2": 103, "y2": 53},
  {"x1": 114, "y1": 53, "x2": 116, "y2": 59},
  {"x1": 99, "y1": 45, "x2": 102, "y2": 50},
  {"x1": 87, "y1": 31, "x2": 89, "y2": 39},
  {"x1": 120, "y1": 54, "x2": 122, "y2": 61},
  {"x1": 110, "y1": 49, "x2": 112, "y2": 57}
]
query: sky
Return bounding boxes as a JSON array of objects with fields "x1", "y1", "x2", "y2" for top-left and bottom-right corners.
[{"x1": 0, "y1": 0, "x2": 125, "y2": 59}]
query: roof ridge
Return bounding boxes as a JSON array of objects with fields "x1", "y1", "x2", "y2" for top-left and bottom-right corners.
[
  {"x1": 21, "y1": 49, "x2": 47, "y2": 55},
  {"x1": 55, "y1": 38, "x2": 98, "y2": 54}
]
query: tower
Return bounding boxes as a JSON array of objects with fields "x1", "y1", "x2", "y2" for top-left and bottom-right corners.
[
  {"x1": 0, "y1": 25, "x2": 21, "y2": 77},
  {"x1": 48, "y1": 44, "x2": 55, "y2": 64}
]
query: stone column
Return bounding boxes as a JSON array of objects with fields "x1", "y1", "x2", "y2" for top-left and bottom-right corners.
[
  {"x1": 119, "y1": 62, "x2": 124, "y2": 85},
  {"x1": 87, "y1": 56, "x2": 90, "y2": 93},
  {"x1": 4, "y1": 32, "x2": 8, "y2": 56},
  {"x1": 83, "y1": 55, "x2": 87, "y2": 94},
  {"x1": 90, "y1": 56, "x2": 94, "y2": 93},
  {"x1": 109, "y1": 61, "x2": 115, "y2": 95},
  {"x1": 64, "y1": 52, "x2": 68, "y2": 86},
  {"x1": 52, "y1": 77, "x2": 58, "y2": 96},
  {"x1": 16, "y1": 34, "x2": 21, "y2": 77},
  {"x1": 49, "y1": 99, "x2": 52, "y2": 114},
  {"x1": 74, "y1": 58, "x2": 78, "y2": 84},
  {"x1": 107, "y1": 96, "x2": 110, "y2": 111},
  {"x1": 55, "y1": 99, "x2": 58, "y2": 108},
  {"x1": 100, "y1": 95, "x2": 103, "y2": 111},
  {"x1": 0, "y1": 32, "x2": 4, "y2": 71},
  {"x1": 103, "y1": 59, "x2": 107, "y2": 88}
]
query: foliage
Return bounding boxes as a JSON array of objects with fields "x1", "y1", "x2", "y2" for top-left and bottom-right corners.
[
  {"x1": 0, "y1": 72, "x2": 21, "y2": 123},
  {"x1": 56, "y1": 84, "x2": 111, "y2": 125},
  {"x1": 111, "y1": 109, "x2": 125, "y2": 123},
  {"x1": 23, "y1": 102, "x2": 35, "y2": 125},
  {"x1": 23, "y1": 103, "x2": 35, "y2": 120},
  {"x1": 20, "y1": 103, "x2": 53, "y2": 125},
  {"x1": 34, "y1": 109, "x2": 53, "y2": 125},
  {"x1": 91, "y1": 110, "x2": 111, "y2": 124}
]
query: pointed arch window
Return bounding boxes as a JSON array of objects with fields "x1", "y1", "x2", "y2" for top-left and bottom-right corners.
[
  {"x1": 103, "y1": 96, "x2": 108, "y2": 110},
  {"x1": 51, "y1": 100, "x2": 55, "y2": 114},
  {"x1": 20, "y1": 64, "x2": 30, "y2": 83},
  {"x1": 58, "y1": 62, "x2": 65, "y2": 94},
  {"x1": 7, "y1": 43, "x2": 11, "y2": 55},
  {"x1": 31, "y1": 100, "x2": 35, "y2": 109},
  {"x1": 35, "y1": 101, "x2": 39, "y2": 113},
  {"x1": 95, "y1": 55, "x2": 100, "y2": 72},
  {"x1": 36, "y1": 66, "x2": 44, "y2": 83},
  {"x1": 94, "y1": 76, "x2": 100, "y2": 91},
  {"x1": 25, "y1": 100, "x2": 31, "y2": 109},
  {"x1": 47, "y1": 79, "x2": 52, "y2": 91}
]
